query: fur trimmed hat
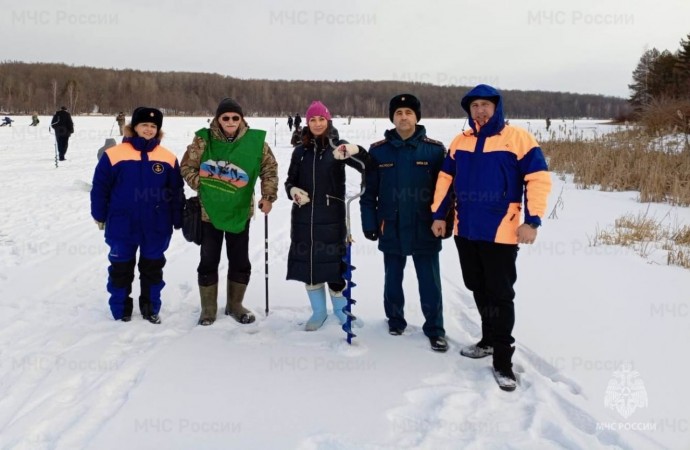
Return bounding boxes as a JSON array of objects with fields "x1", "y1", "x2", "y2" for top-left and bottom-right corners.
[
  {"x1": 131, "y1": 107, "x2": 163, "y2": 129},
  {"x1": 215, "y1": 97, "x2": 244, "y2": 119},
  {"x1": 305, "y1": 101, "x2": 331, "y2": 122},
  {"x1": 389, "y1": 94, "x2": 421, "y2": 122}
]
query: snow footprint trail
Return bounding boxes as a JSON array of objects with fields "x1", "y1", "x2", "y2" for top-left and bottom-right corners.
[
  {"x1": 0, "y1": 264, "x2": 200, "y2": 450},
  {"x1": 87, "y1": 305, "x2": 462, "y2": 449},
  {"x1": 379, "y1": 353, "x2": 640, "y2": 450},
  {"x1": 371, "y1": 254, "x2": 641, "y2": 449},
  {"x1": 0, "y1": 316, "x2": 199, "y2": 449}
]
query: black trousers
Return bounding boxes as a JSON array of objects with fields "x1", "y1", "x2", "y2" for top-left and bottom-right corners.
[
  {"x1": 455, "y1": 237, "x2": 518, "y2": 347},
  {"x1": 197, "y1": 220, "x2": 251, "y2": 286},
  {"x1": 56, "y1": 135, "x2": 70, "y2": 159}
]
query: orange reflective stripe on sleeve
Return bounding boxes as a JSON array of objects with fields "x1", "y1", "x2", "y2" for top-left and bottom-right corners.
[
  {"x1": 432, "y1": 171, "x2": 453, "y2": 213},
  {"x1": 524, "y1": 170, "x2": 552, "y2": 217}
]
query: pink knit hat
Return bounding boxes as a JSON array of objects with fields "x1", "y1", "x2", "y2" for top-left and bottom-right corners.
[{"x1": 305, "y1": 101, "x2": 331, "y2": 121}]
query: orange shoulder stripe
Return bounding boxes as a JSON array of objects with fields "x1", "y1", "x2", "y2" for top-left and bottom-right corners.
[
  {"x1": 106, "y1": 144, "x2": 177, "y2": 167},
  {"x1": 448, "y1": 132, "x2": 474, "y2": 156},
  {"x1": 106, "y1": 143, "x2": 141, "y2": 165},
  {"x1": 149, "y1": 146, "x2": 178, "y2": 167},
  {"x1": 482, "y1": 126, "x2": 540, "y2": 159}
]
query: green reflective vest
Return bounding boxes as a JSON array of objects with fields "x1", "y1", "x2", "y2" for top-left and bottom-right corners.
[{"x1": 198, "y1": 128, "x2": 265, "y2": 233}]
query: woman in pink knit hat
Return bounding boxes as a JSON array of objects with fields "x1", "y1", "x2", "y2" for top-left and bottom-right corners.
[{"x1": 284, "y1": 101, "x2": 370, "y2": 331}]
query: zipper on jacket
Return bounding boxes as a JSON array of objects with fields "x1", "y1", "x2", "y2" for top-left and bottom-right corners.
[
  {"x1": 325, "y1": 194, "x2": 344, "y2": 206},
  {"x1": 309, "y1": 150, "x2": 315, "y2": 285},
  {"x1": 140, "y1": 148, "x2": 148, "y2": 231}
]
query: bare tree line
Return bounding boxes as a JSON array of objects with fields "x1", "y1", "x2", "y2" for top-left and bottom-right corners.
[{"x1": 0, "y1": 61, "x2": 628, "y2": 119}]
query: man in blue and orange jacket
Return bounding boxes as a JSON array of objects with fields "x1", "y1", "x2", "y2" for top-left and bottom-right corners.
[
  {"x1": 91, "y1": 107, "x2": 184, "y2": 324},
  {"x1": 431, "y1": 84, "x2": 552, "y2": 391}
]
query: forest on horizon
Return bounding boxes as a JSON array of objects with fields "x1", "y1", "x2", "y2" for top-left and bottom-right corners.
[{"x1": 0, "y1": 61, "x2": 628, "y2": 119}]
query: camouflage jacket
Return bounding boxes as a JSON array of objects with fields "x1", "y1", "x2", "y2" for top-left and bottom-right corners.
[{"x1": 180, "y1": 119, "x2": 279, "y2": 222}]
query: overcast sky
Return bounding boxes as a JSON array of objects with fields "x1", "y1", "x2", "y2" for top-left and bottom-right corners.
[{"x1": 2, "y1": 0, "x2": 689, "y2": 98}]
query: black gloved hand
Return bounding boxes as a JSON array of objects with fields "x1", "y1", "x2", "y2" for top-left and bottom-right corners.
[{"x1": 364, "y1": 230, "x2": 378, "y2": 241}]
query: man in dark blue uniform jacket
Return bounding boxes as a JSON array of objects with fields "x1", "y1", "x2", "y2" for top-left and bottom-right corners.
[{"x1": 360, "y1": 94, "x2": 449, "y2": 352}]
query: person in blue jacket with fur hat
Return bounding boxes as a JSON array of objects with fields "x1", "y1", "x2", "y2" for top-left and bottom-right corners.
[
  {"x1": 360, "y1": 94, "x2": 449, "y2": 352},
  {"x1": 90, "y1": 107, "x2": 184, "y2": 323}
]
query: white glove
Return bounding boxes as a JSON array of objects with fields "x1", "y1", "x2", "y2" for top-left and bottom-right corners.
[
  {"x1": 333, "y1": 144, "x2": 359, "y2": 160},
  {"x1": 289, "y1": 187, "x2": 310, "y2": 206},
  {"x1": 95, "y1": 220, "x2": 105, "y2": 230}
]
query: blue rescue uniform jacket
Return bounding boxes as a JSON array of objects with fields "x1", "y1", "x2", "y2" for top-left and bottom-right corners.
[
  {"x1": 361, "y1": 125, "x2": 446, "y2": 255},
  {"x1": 91, "y1": 137, "x2": 184, "y2": 246}
]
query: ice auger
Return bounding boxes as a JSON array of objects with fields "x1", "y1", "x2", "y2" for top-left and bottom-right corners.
[{"x1": 342, "y1": 158, "x2": 366, "y2": 344}]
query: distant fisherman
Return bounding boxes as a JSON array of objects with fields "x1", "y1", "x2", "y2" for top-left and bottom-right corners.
[{"x1": 50, "y1": 106, "x2": 74, "y2": 161}]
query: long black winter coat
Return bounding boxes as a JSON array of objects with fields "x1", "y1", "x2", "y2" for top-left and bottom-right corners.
[
  {"x1": 285, "y1": 127, "x2": 369, "y2": 285},
  {"x1": 51, "y1": 109, "x2": 74, "y2": 137}
]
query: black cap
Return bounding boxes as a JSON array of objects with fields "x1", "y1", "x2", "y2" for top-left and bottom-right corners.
[
  {"x1": 389, "y1": 94, "x2": 421, "y2": 122},
  {"x1": 215, "y1": 98, "x2": 243, "y2": 119}
]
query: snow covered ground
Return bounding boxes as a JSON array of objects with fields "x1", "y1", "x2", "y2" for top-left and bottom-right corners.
[{"x1": 0, "y1": 115, "x2": 688, "y2": 450}]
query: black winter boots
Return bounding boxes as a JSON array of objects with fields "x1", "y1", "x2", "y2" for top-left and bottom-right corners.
[{"x1": 492, "y1": 345, "x2": 516, "y2": 391}]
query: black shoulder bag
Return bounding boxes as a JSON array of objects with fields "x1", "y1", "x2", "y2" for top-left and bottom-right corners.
[{"x1": 182, "y1": 196, "x2": 203, "y2": 245}]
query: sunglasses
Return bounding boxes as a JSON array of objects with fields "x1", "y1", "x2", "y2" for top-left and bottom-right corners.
[{"x1": 220, "y1": 115, "x2": 242, "y2": 122}]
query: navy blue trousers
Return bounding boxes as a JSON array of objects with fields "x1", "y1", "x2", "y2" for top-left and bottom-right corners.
[
  {"x1": 383, "y1": 252, "x2": 444, "y2": 338},
  {"x1": 106, "y1": 236, "x2": 170, "y2": 319}
]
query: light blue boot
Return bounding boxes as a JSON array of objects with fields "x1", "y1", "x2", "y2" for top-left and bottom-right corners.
[
  {"x1": 330, "y1": 294, "x2": 348, "y2": 325},
  {"x1": 330, "y1": 291, "x2": 364, "y2": 328},
  {"x1": 305, "y1": 285, "x2": 328, "y2": 331}
]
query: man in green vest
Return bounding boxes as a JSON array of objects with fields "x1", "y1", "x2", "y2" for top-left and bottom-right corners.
[{"x1": 181, "y1": 98, "x2": 279, "y2": 326}]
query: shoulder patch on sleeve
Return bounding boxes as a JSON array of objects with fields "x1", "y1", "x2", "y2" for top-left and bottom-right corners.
[
  {"x1": 423, "y1": 137, "x2": 445, "y2": 147},
  {"x1": 369, "y1": 139, "x2": 387, "y2": 148}
]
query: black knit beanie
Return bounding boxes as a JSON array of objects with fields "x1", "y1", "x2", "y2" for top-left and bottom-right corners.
[{"x1": 215, "y1": 98, "x2": 244, "y2": 119}]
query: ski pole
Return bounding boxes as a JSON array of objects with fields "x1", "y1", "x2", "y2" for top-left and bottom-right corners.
[
  {"x1": 264, "y1": 213, "x2": 269, "y2": 316},
  {"x1": 110, "y1": 120, "x2": 116, "y2": 136}
]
